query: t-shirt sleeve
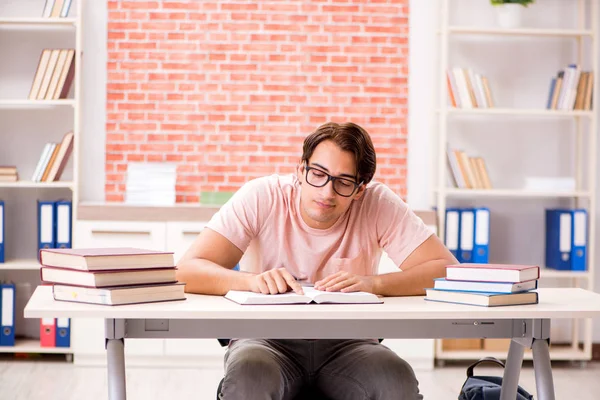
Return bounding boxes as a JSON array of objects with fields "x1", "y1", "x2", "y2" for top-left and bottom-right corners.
[
  {"x1": 372, "y1": 185, "x2": 434, "y2": 268},
  {"x1": 205, "y1": 176, "x2": 274, "y2": 253}
]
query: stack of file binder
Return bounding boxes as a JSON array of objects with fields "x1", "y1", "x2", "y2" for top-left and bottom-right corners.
[{"x1": 444, "y1": 207, "x2": 490, "y2": 264}]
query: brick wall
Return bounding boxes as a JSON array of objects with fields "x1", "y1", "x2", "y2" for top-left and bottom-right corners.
[{"x1": 106, "y1": 0, "x2": 409, "y2": 202}]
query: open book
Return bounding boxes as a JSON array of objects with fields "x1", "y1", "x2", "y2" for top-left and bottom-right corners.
[{"x1": 224, "y1": 287, "x2": 383, "y2": 305}]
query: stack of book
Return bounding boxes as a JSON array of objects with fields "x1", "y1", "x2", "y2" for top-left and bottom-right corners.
[
  {"x1": 0, "y1": 166, "x2": 18, "y2": 182},
  {"x1": 125, "y1": 163, "x2": 177, "y2": 206},
  {"x1": 39, "y1": 248, "x2": 186, "y2": 306},
  {"x1": 425, "y1": 263, "x2": 540, "y2": 307}
]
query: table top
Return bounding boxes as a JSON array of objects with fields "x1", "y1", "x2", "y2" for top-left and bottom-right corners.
[{"x1": 24, "y1": 286, "x2": 600, "y2": 320}]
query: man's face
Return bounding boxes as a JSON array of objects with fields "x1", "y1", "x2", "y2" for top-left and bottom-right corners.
[{"x1": 297, "y1": 140, "x2": 365, "y2": 230}]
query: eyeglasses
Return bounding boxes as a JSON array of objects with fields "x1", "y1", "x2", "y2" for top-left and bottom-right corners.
[{"x1": 304, "y1": 165, "x2": 363, "y2": 197}]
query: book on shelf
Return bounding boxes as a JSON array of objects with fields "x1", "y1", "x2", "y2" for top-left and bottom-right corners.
[
  {"x1": 39, "y1": 247, "x2": 175, "y2": 271},
  {"x1": 225, "y1": 286, "x2": 383, "y2": 305},
  {"x1": 433, "y1": 278, "x2": 538, "y2": 294},
  {"x1": 0, "y1": 166, "x2": 18, "y2": 182},
  {"x1": 546, "y1": 64, "x2": 594, "y2": 111},
  {"x1": 31, "y1": 131, "x2": 74, "y2": 182},
  {"x1": 52, "y1": 282, "x2": 186, "y2": 306},
  {"x1": 42, "y1": 0, "x2": 73, "y2": 18},
  {"x1": 447, "y1": 67, "x2": 494, "y2": 109},
  {"x1": 41, "y1": 266, "x2": 178, "y2": 288},
  {"x1": 446, "y1": 147, "x2": 492, "y2": 189},
  {"x1": 424, "y1": 288, "x2": 538, "y2": 307},
  {"x1": 445, "y1": 263, "x2": 540, "y2": 283},
  {"x1": 28, "y1": 49, "x2": 75, "y2": 100}
]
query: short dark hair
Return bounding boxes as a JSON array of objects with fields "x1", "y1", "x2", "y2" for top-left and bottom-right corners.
[{"x1": 301, "y1": 122, "x2": 377, "y2": 185}]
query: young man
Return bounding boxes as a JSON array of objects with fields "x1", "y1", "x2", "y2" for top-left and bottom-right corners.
[{"x1": 177, "y1": 122, "x2": 457, "y2": 400}]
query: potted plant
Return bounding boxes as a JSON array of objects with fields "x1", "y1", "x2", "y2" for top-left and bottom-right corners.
[{"x1": 490, "y1": 0, "x2": 535, "y2": 29}]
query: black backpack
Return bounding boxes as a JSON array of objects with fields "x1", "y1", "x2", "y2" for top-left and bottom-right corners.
[{"x1": 459, "y1": 357, "x2": 533, "y2": 400}]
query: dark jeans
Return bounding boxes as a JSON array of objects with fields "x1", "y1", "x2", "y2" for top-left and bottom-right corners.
[{"x1": 219, "y1": 339, "x2": 423, "y2": 400}]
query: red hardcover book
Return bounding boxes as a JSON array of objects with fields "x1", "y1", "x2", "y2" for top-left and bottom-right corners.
[
  {"x1": 39, "y1": 248, "x2": 175, "y2": 271},
  {"x1": 445, "y1": 264, "x2": 540, "y2": 283}
]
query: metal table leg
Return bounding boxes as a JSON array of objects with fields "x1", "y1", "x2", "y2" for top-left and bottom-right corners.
[
  {"x1": 105, "y1": 319, "x2": 127, "y2": 400},
  {"x1": 532, "y1": 338, "x2": 556, "y2": 400},
  {"x1": 500, "y1": 339, "x2": 524, "y2": 400}
]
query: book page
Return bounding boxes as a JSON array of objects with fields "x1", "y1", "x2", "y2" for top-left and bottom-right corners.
[
  {"x1": 303, "y1": 287, "x2": 383, "y2": 304},
  {"x1": 224, "y1": 290, "x2": 311, "y2": 305}
]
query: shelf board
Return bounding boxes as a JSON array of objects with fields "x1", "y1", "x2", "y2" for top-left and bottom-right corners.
[
  {"x1": 0, "y1": 18, "x2": 76, "y2": 26},
  {"x1": 0, "y1": 99, "x2": 76, "y2": 108},
  {"x1": 442, "y1": 108, "x2": 593, "y2": 117},
  {"x1": 436, "y1": 346, "x2": 588, "y2": 361},
  {"x1": 0, "y1": 259, "x2": 40, "y2": 271},
  {"x1": 437, "y1": 188, "x2": 590, "y2": 198},
  {"x1": 0, "y1": 338, "x2": 72, "y2": 354},
  {"x1": 446, "y1": 27, "x2": 593, "y2": 38},
  {"x1": 0, "y1": 181, "x2": 74, "y2": 189},
  {"x1": 540, "y1": 268, "x2": 589, "y2": 279}
]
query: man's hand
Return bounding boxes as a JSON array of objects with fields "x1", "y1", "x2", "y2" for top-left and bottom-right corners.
[
  {"x1": 248, "y1": 268, "x2": 304, "y2": 295},
  {"x1": 314, "y1": 271, "x2": 375, "y2": 293}
]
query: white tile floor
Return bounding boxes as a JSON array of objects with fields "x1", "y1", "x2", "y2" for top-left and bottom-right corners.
[{"x1": 1, "y1": 358, "x2": 597, "y2": 399}]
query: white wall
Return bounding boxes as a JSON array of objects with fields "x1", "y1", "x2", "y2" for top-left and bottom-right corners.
[
  {"x1": 407, "y1": 0, "x2": 600, "y2": 341},
  {"x1": 80, "y1": 0, "x2": 107, "y2": 202}
]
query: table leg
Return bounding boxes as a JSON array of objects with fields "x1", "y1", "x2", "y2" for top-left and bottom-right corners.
[
  {"x1": 106, "y1": 338, "x2": 127, "y2": 400},
  {"x1": 532, "y1": 338, "x2": 556, "y2": 400},
  {"x1": 500, "y1": 339, "x2": 524, "y2": 400}
]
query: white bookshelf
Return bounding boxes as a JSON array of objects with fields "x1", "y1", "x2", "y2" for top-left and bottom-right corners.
[
  {"x1": 434, "y1": 0, "x2": 598, "y2": 363},
  {"x1": 0, "y1": 99, "x2": 76, "y2": 107},
  {"x1": 0, "y1": 17, "x2": 77, "y2": 26},
  {"x1": 0, "y1": 259, "x2": 41, "y2": 271},
  {"x1": 446, "y1": 27, "x2": 593, "y2": 37},
  {"x1": 0, "y1": 0, "x2": 82, "y2": 357}
]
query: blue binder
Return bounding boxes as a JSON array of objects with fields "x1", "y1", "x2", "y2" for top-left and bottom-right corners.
[
  {"x1": 545, "y1": 209, "x2": 573, "y2": 270},
  {"x1": 0, "y1": 200, "x2": 4, "y2": 263},
  {"x1": 444, "y1": 208, "x2": 461, "y2": 261},
  {"x1": 55, "y1": 318, "x2": 71, "y2": 347},
  {"x1": 472, "y1": 207, "x2": 490, "y2": 264},
  {"x1": 0, "y1": 282, "x2": 15, "y2": 346},
  {"x1": 54, "y1": 200, "x2": 72, "y2": 249},
  {"x1": 459, "y1": 209, "x2": 475, "y2": 263},
  {"x1": 38, "y1": 200, "x2": 56, "y2": 250},
  {"x1": 571, "y1": 209, "x2": 588, "y2": 271}
]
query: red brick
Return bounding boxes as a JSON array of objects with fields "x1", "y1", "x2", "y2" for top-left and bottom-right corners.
[{"x1": 106, "y1": 0, "x2": 409, "y2": 202}]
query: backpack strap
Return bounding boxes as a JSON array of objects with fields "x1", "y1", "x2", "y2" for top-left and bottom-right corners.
[{"x1": 466, "y1": 357, "x2": 506, "y2": 377}]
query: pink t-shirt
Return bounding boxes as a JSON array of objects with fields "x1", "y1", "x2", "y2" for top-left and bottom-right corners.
[{"x1": 206, "y1": 174, "x2": 433, "y2": 282}]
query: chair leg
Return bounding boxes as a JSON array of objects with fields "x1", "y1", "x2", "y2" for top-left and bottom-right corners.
[{"x1": 217, "y1": 377, "x2": 224, "y2": 400}]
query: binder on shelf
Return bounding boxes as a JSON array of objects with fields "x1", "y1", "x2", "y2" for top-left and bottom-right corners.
[
  {"x1": 55, "y1": 318, "x2": 70, "y2": 347},
  {"x1": 459, "y1": 208, "x2": 474, "y2": 263},
  {"x1": 38, "y1": 201, "x2": 56, "y2": 250},
  {"x1": 55, "y1": 200, "x2": 72, "y2": 248},
  {"x1": 40, "y1": 318, "x2": 56, "y2": 347},
  {"x1": 545, "y1": 209, "x2": 573, "y2": 271},
  {"x1": 571, "y1": 209, "x2": 588, "y2": 271},
  {"x1": 472, "y1": 207, "x2": 490, "y2": 264},
  {"x1": 0, "y1": 282, "x2": 16, "y2": 347},
  {"x1": 444, "y1": 208, "x2": 461, "y2": 261},
  {"x1": 0, "y1": 200, "x2": 4, "y2": 263}
]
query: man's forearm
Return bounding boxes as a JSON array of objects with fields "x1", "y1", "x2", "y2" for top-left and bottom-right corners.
[
  {"x1": 176, "y1": 259, "x2": 253, "y2": 295},
  {"x1": 372, "y1": 258, "x2": 450, "y2": 296}
]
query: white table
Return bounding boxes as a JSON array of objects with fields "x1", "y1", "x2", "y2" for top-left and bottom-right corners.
[{"x1": 25, "y1": 287, "x2": 600, "y2": 400}]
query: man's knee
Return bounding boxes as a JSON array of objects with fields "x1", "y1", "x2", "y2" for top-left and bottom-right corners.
[
  {"x1": 374, "y1": 351, "x2": 421, "y2": 399},
  {"x1": 222, "y1": 346, "x2": 284, "y2": 399}
]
